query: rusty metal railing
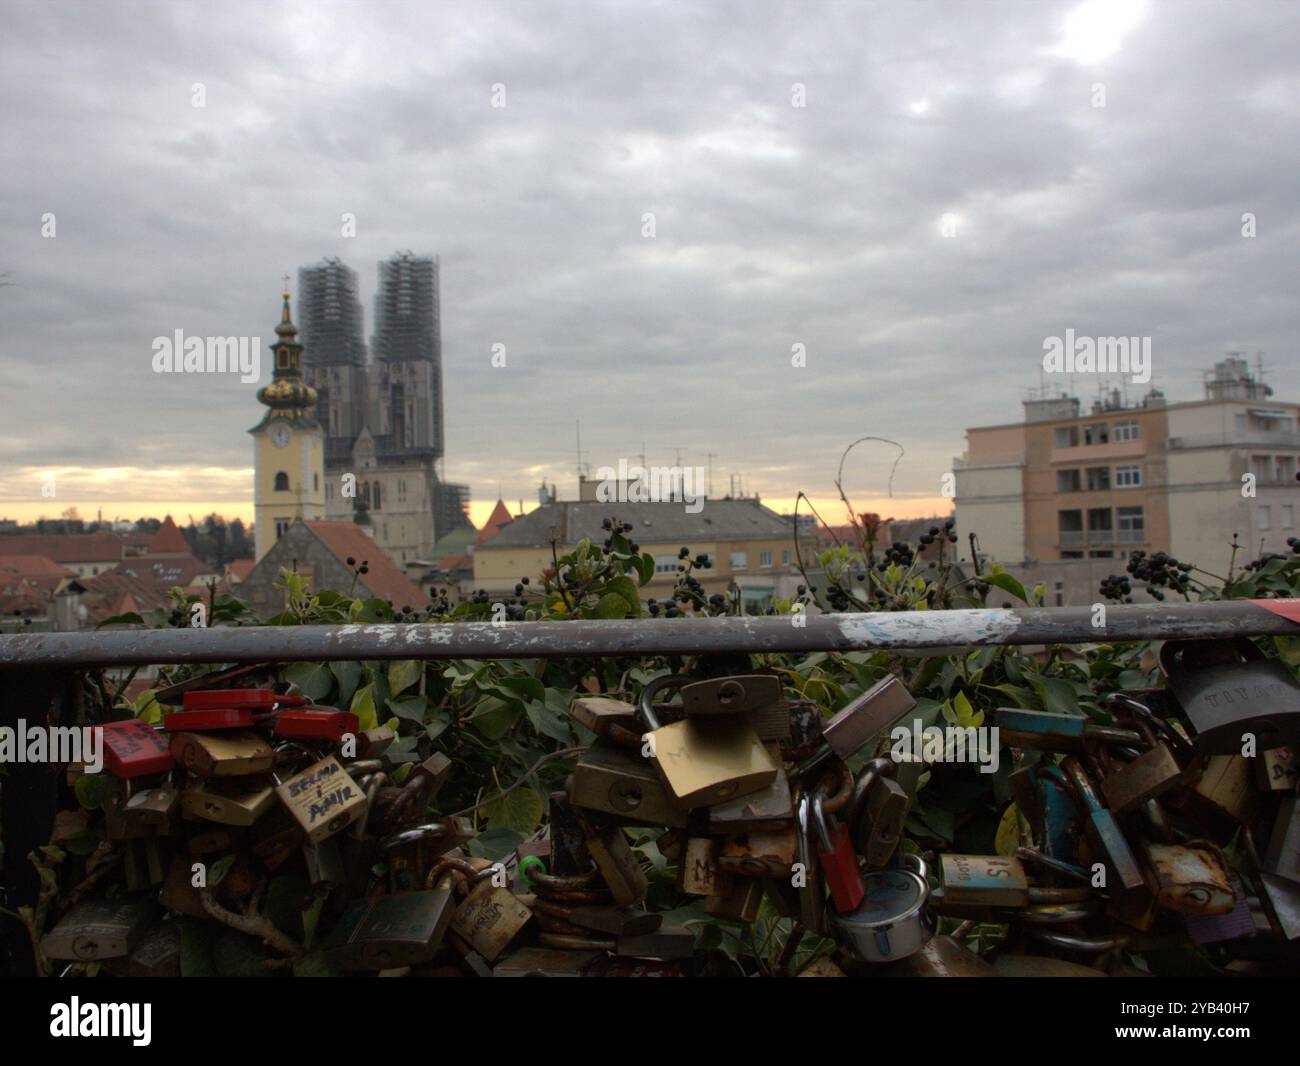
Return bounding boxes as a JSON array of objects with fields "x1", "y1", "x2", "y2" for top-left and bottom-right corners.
[{"x1": 0, "y1": 601, "x2": 1294, "y2": 669}]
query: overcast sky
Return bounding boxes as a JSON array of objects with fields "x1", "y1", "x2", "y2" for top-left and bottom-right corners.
[{"x1": 1, "y1": 0, "x2": 1297, "y2": 529}]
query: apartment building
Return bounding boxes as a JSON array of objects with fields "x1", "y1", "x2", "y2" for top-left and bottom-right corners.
[{"x1": 954, "y1": 356, "x2": 1300, "y2": 600}]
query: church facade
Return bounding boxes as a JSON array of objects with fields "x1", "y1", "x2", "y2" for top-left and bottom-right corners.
[{"x1": 297, "y1": 252, "x2": 471, "y2": 568}]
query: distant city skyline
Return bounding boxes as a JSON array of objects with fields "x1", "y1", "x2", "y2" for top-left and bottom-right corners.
[{"x1": 2, "y1": 1, "x2": 1296, "y2": 535}]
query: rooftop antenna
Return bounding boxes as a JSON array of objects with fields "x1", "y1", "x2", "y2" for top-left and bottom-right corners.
[{"x1": 706, "y1": 452, "x2": 715, "y2": 498}]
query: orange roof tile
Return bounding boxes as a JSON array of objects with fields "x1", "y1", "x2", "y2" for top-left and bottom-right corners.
[
  {"x1": 0, "y1": 533, "x2": 123, "y2": 564},
  {"x1": 474, "y1": 499, "x2": 514, "y2": 545},
  {"x1": 304, "y1": 522, "x2": 425, "y2": 609},
  {"x1": 148, "y1": 515, "x2": 191, "y2": 554}
]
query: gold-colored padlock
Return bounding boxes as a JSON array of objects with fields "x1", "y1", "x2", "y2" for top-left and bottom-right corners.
[{"x1": 276, "y1": 754, "x2": 368, "y2": 844}]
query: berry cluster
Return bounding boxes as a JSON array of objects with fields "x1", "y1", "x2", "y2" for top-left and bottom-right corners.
[
  {"x1": 600, "y1": 517, "x2": 640, "y2": 554},
  {"x1": 1127, "y1": 549, "x2": 1192, "y2": 599},
  {"x1": 877, "y1": 542, "x2": 915, "y2": 570},
  {"x1": 919, "y1": 519, "x2": 958, "y2": 548},
  {"x1": 1098, "y1": 573, "x2": 1133, "y2": 603},
  {"x1": 345, "y1": 555, "x2": 370, "y2": 577}
]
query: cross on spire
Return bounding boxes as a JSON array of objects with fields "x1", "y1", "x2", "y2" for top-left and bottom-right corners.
[{"x1": 282, "y1": 273, "x2": 291, "y2": 298}]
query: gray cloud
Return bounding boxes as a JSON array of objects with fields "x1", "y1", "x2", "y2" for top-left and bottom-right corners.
[{"x1": 1, "y1": 0, "x2": 1297, "y2": 513}]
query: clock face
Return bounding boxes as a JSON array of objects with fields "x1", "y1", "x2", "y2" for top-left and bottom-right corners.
[{"x1": 270, "y1": 425, "x2": 290, "y2": 448}]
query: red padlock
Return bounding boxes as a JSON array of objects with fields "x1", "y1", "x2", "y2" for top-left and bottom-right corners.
[
  {"x1": 813, "y1": 789, "x2": 865, "y2": 914},
  {"x1": 182, "y1": 688, "x2": 282, "y2": 711},
  {"x1": 272, "y1": 708, "x2": 359, "y2": 743},
  {"x1": 101, "y1": 719, "x2": 174, "y2": 778},
  {"x1": 162, "y1": 707, "x2": 259, "y2": 732}
]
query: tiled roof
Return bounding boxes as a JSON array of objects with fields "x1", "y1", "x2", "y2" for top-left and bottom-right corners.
[
  {"x1": 148, "y1": 515, "x2": 191, "y2": 554},
  {"x1": 304, "y1": 521, "x2": 425, "y2": 609},
  {"x1": 0, "y1": 533, "x2": 124, "y2": 564},
  {"x1": 474, "y1": 499, "x2": 515, "y2": 545},
  {"x1": 112, "y1": 555, "x2": 215, "y2": 589},
  {"x1": 77, "y1": 572, "x2": 165, "y2": 625},
  {"x1": 227, "y1": 559, "x2": 256, "y2": 582},
  {"x1": 0, "y1": 554, "x2": 74, "y2": 579},
  {"x1": 480, "y1": 498, "x2": 796, "y2": 550}
]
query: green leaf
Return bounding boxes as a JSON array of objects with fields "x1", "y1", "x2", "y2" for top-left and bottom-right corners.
[
  {"x1": 286, "y1": 662, "x2": 333, "y2": 702},
  {"x1": 387, "y1": 695, "x2": 427, "y2": 724},
  {"x1": 524, "y1": 697, "x2": 574, "y2": 744},
  {"x1": 591, "y1": 592, "x2": 632, "y2": 619},
  {"x1": 482, "y1": 786, "x2": 544, "y2": 835},
  {"x1": 995, "y1": 804, "x2": 1023, "y2": 857},
  {"x1": 983, "y1": 572, "x2": 1028, "y2": 604},
  {"x1": 466, "y1": 695, "x2": 522, "y2": 740},
  {"x1": 469, "y1": 827, "x2": 524, "y2": 862},
  {"x1": 388, "y1": 659, "x2": 421, "y2": 695},
  {"x1": 349, "y1": 684, "x2": 379, "y2": 732},
  {"x1": 330, "y1": 660, "x2": 362, "y2": 706},
  {"x1": 212, "y1": 927, "x2": 273, "y2": 977},
  {"x1": 606, "y1": 576, "x2": 642, "y2": 615},
  {"x1": 1025, "y1": 673, "x2": 1081, "y2": 717},
  {"x1": 635, "y1": 552, "x2": 656, "y2": 586},
  {"x1": 494, "y1": 674, "x2": 545, "y2": 703},
  {"x1": 74, "y1": 773, "x2": 109, "y2": 810},
  {"x1": 179, "y1": 919, "x2": 217, "y2": 977}
]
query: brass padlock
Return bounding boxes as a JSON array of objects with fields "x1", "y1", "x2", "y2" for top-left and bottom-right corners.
[
  {"x1": 846, "y1": 758, "x2": 909, "y2": 868},
  {"x1": 276, "y1": 754, "x2": 368, "y2": 844},
  {"x1": 637, "y1": 674, "x2": 778, "y2": 809},
  {"x1": 436, "y1": 858, "x2": 534, "y2": 962},
  {"x1": 103, "y1": 921, "x2": 182, "y2": 978},
  {"x1": 1095, "y1": 716, "x2": 1184, "y2": 815},
  {"x1": 718, "y1": 825, "x2": 798, "y2": 878},
  {"x1": 1256, "y1": 745, "x2": 1298, "y2": 792},
  {"x1": 569, "y1": 695, "x2": 641, "y2": 737},
  {"x1": 677, "y1": 837, "x2": 733, "y2": 897},
  {"x1": 707, "y1": 769, "x2": 794, "y2": 834},
  {"x1": 568, "y1": 739, "x2": 688, "y2": 827},
  {"x1": 576, "y1": 810, "x2": 648, "y2": 906},
  {"x1": 703, "y1": 877, "x2": 765, "y2": 922},
  {"x1": 678, "y1": 675, "x2": 784, "y2": 716},
  {"x1": 181, "y1": 780, "x2": 276, "y2": 826},
  {"x1": 326, "y1": 885, "x2": 457, "y2": 971},
  {"x1": 938, "y1": 854, "x2": 1030, "y2": 909},
  {"x1": 169, "y1": 730, "x2": 274, "y2": 777}
]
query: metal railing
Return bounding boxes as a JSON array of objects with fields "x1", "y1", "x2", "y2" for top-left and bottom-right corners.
[{"x1": 0, "y1": 602, "x2": 1294, "y2": 669}]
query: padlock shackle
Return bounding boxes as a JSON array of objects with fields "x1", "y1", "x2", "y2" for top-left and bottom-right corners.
[{"x1": 637, "y1": 673, "x2": 693, "y2": 731}]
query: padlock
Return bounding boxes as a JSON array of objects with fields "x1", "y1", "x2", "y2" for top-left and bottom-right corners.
[
  {"x1": 1256, "y1": 745, "x2": 1298, "y2": 792},
  {"x1": 846, "y1": 758, "x2": 908, "y2": 868},
  {"x1": 703, "y1": 877, "x2": 765, "y2": 922},
  {"x1": 181, "y1": 779, "x2": 276, "y2": 826},
  {"x1": 102, "y1": 920, "x2": 182, "y2": 978},
  {"x1": 169, "y1": 730, "x2": 273, "y2": 777},
  {"x1": 1183, "y1": 876, "x2": 1256, "y2": 945},
  {"x1": 1178, "y1": 753, "x2": 1256, "y2": 833},
  {"x1": 352, "y1": 725, "x2": 397, "y2": 759},
  {"x1": 102, "y1": 778, "x2": 156, "y2": 841},
  {"x1": 436, "y1": 858, "x2": 534, "y2": 962},
  {"x1": 811, "y1": 768, "x2": 865, "y2": 913},
  {"x1": 575, "y1": 810, "x2": 648, "y2": 906},
  {"x1": 994, "y1": 708, "x2": 1141, "y2": 753},
  {"x1": 42, "y1": 897, "x2": 156, "y2": 961},
  {"x1": 381, "y1": 821, "x2": 472, "y2": 892},
  {"x1": 796, "y1": 956, "x2": 847, "y2": 977},
  {"x1": 547, "y1": 790, "x2": 590, "y2": 874},
  {"x1": 1095, "y1": 717, "x2": 1184, "y2": 815},
  {"x1": 326, "y1": 886, "x2": 457, "y2": 970},
  {"x1": 491, "y1": 946, "x2": 601, "y2": 977},
  {"x1": 568, "y1": 739, "x2": 688, "y2": 826},
  {"x1": 101, "y1": 719, "x2": 174, "y2": 778},
  {"x1": 304, "y1": 838, "x2": 348, "y2": 888},
  {"x1": 677, "y1": 837, "x2": 734, "y2": 897},
  {"x1": 568, "y1": 695, "x2": 641, "y2": 736},
  {"x1": 162, "y1": 707, "x2": 260, "y2": 732},
  {"x1": 829, "y1": 853, "x2": 935, "y2": 963},
  {"x1": 1141, "y1": 839, "x2": 1235, "y2": 915},
  {"x1": 557, "y1": 904, "x2": 661, "y2": 938},
  {"x1": 678, "y1": 674, "x2": 784, "y2": 716},
  {"x1": 795, "y1": 791, "x2": 826, "y2": 935},
  {"x1": 122, "y1": 779, "x2": 181, "y2": 832},
  {"x1": 938, "y1": 854, "x2": 1030, "y2": 908},
  {"x1": 409, "y1": 751, "x2": 452, "y2": 802},
  {"x1": 884, "y1": 934, "x2": 997, "y2": 977},
  {"x1": 275, "y1": 753, "x2": 368, "y2": 844},
  {"x1": 1061, "y1": 757, "x2": 1152, "y2": 923},
  {"x1": 1161, "y1": 637, "x2": 1300, "y2": 755},
  {"x1": 797, "y1": 674, "x2": 916, "y2": 778},
  {"x1": 272, "y1": 707, "x2": 360, "y2": 743},
  {"x1": 181, "y1": 687, "x2": 283, "y2": 710},
  {"x1": 1264, "y1": 796, "x2": 1300, "y2": 884},
  {"x1": 637, "y1": 674, "x2": 778, "y2": 809},
  {"x1": 706, "y1": 768, "x2": 794, "y2": 834},
  {"x1": 159, "y1": 854, "x2": 208, "y2": 918},
  {"x1": 718, "y1": 825, "x2": 798, "y2": 878}
]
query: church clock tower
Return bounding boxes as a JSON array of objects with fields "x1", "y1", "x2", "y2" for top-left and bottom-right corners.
[{"x1": 251, "y1": 279, "x2": 326, "y2": 560}]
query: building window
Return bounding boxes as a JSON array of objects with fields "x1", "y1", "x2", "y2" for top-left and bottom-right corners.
[
  {"x1": 275, "y1": 519, "x2": 291, "y2": 540},
  {"x1": 313, "y1": 473, "x2": 319, "y2": 492},
  {"x1": 782, "y1": 548, "x2": 792, "y2": 565},
  {"x1": 1259, "y1": 505, "x2": 1272, "y2": 531},
  {"x1": 1113, "y1": 421, "x2": 1139, "y2": 442},
  {"x1": 274, "y1": 471, "x2": 290, "y2": 492},
  {"x1": 1054, "y1": 426, "x2": 1079, "y2": 448},
  {"x1": 372, "y1": 481, "x2": 382, "y2": 510},
  {"x1": 1084, "y1": 423, "x2": 1109, "y2": 445},
  {"x1": 1053, "y1": 580, "x2": 1065, "y2": 607},
  {"x1": 1117, "y1": 506, "x2": 1145, "y2": 543},
  {"x1": 1085, "y1": 467, "x2": 1110, "y2": 491},
  {"x1": 759, "y1": 550, "x2": 773, "y2": 568},
  {"x1": 1283, "y1": 505, "x2": 1295, "y2": 530},
  {"x1": 1275, "y1": 457, "x2": 1295, "y2": 482},
  {"x1": 1114, "y1": 464, "x2": 1141, "y2": 487},
  {"x1": 1087, "y1": 507, "x2": 1113, "y2": 545},
  {"x1": 1058, "y1": 510, "x2": 1083, "y2": 547},
  {"x1": 730, "y1": 551, "x2": 748, "y2": 571},
  {"x1": 1056, "y1": 469, "x2": 1081, "y2": 493},
  {"x1": 655, "y1": 555, "x2": 679, "y2": 575}
]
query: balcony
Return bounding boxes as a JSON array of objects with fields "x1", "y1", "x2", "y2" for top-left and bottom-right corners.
[
  {"x1": 1117, "y1": 529, "x2": 1145, "y2": 544},
  {"x1": 1058, "y1": 530, "x2": 1084, "y2": 547},
  {"x1": 1087, "y1": 530, "x2": 1113, "y2": 545}
]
